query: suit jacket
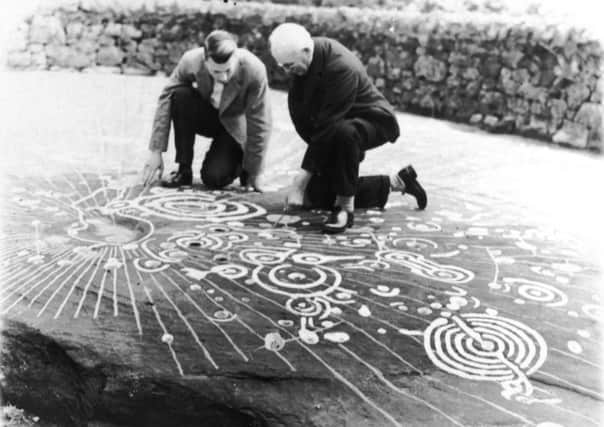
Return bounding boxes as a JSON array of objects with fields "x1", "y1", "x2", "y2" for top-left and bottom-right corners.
[
  {"x1": 149, "y1": 47, "x2": 272, "y2": 178},
  {"x1": 288, "y1": 37, "x2": 400, "y2": 172}
]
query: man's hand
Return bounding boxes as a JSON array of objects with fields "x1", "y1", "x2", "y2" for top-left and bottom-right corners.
[
  {"x1": 285, "y1": 185, "x2": 305, "y2": 208},
  {"x1": 141, "y1": 150, "x2": 164, "y2": 187},
  {"x1": 284, "y1": 170, "x2": 312, "y2": 209},
  {"x1": 240, "y1": 170, "x2": 264, "y2": 193}
]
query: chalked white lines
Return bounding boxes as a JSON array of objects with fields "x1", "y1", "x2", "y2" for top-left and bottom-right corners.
[
  {"x1": 2, "y1": 171, "x2": 602, "y2": 426},
  {"x1": 424, "y1": 313, "x2": 559, "y2": 404}
]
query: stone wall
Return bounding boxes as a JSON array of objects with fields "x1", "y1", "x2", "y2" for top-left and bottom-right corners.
[{"x1": 5, "y1": 0, "x2": 603, "y2": 150}]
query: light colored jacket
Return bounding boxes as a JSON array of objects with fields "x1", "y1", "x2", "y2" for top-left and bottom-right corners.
[{"x1": 149, "y1": 47, "x2": 272, "y2": 178}]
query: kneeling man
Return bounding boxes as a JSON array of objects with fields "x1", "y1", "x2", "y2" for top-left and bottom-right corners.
[
  {"x1": 142, "y1": 30, "x2": 271, "y2": 191},
  {"x1": 269, "y1": 23, "x2": 427, "y2": 233}
]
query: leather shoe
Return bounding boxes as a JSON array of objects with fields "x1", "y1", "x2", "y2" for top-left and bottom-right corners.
[
  {"x1": 397, "y1": 165, "x2": 427, "y2": 210},
  {"x1": 161, "y1": 170, "x2": 192, "y2": 188},
  {"x1": 322, "y1": 207, "x2": 354, "y2": 234}
]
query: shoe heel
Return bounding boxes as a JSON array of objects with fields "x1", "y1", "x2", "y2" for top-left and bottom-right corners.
[{"x1": 405, "y1": 165, "x2": 417, "y2": 179}]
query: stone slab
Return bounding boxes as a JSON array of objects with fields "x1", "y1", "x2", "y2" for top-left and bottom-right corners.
[{"x1": 0, "y1": 70, "x2": 603, "y2": 426}]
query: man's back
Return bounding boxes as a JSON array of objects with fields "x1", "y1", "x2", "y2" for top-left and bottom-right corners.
[{"x1": 288, "y1": 36, "x2": 398, "y2": 144}]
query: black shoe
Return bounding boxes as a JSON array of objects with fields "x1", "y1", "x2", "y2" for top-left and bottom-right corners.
[
  {"x1": 161, "y1": 170, "x2": 192, "y2": 188},
  {"x1": 397, "y1": 165, "x2": 427, "y2": 210},
  {"x1": 322, "y1": 207, "x2": 354, "y2": 234}
]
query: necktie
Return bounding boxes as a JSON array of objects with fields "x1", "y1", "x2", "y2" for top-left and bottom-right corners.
[{"x1": 210, "y1": 80, "x2": 224, "y2": 109}]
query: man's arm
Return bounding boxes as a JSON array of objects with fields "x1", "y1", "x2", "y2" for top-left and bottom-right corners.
[
  {"x1": 301, "y1": 65, "x2": 358, "y2": 172},
  {"x1": 242, "y1": 63, "x2": 272, "y2": 187},
  {"x1": 148, "y1": 49, "x2": 202, "y2": 152},
  {"x1": 309, "y1": 65, "x2": 358, "y2": 144}
]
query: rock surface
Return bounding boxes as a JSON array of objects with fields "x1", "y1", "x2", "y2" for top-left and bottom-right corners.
[{"x1": 0, "y1": 70, "x2": 602, "y2": 427}]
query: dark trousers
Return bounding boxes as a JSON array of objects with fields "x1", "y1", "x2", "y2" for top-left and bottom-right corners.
[
  {"x1": 303, "y1": 118, "x2": 392, "y2": 209},
  {"x1": 171, "y1": 86, "x2": 243, "y2": 188}
]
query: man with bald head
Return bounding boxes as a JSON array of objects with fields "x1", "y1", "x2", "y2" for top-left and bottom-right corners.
[
  {"x1": 142, "y1": 30, "x2": 271, "y2": 191},
  {"x1": 269, "y1": 23, "x2": 427, "y2": 233}
]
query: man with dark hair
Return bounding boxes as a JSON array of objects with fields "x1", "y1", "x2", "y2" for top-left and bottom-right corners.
[
  {"x1": 269, "y1": 23, "x2": 427, "y2": 233},
  {"x1": 142, "y1": 30, "x2": 271, "y2": 191}
]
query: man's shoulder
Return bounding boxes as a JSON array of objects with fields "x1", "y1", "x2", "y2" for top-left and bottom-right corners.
[
  {"x1": 236, "y1": 48, "x2": 267, "y2": 79},
  {"x1": 237, "y1": 49, "x2": 265, "y2": 68},
  {"x1": 315, "y1": 37, "x2": 361, "y2": 74},
  {"x1": 313, "y1": 37, "x2": 350, "y2": 54}
]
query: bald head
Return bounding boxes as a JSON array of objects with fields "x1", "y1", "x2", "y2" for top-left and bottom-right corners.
[{"x1": 269, "y1": 23, "x2": 314, "y2": 76}]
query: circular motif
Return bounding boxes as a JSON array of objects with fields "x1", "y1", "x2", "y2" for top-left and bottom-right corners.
[
  {"x1": 213, "y1": 309, "x2": 236, "y2": 322},
  {"x1": 240, "y1": 248, "x2": 291, "y2": 265},
  {"x1": 286, "y1": 297, "x2": 330, "y2": 318},
  {"x1": 137, "y1": 193, "x2": 266, "y2": 222},
  {"x1": 567, "y1": 340, "x2": 582, "y2": 354},
  {"x1": 502, "y1": 278, "x2": 568, "y2": 307},
  {"x1": 424, "y1": 314, "x2": 547, "y2": 382},
  {"x1": 378, "y1": 250, "x2": 474, "y2": 284},
  {"x1": 210, "y1": 264, "x2": 248, "y2": 280},
  {"x1": 106, "y1": 201, "x2": 130, "y2": 210},
  {"x1": 264, "y1": 332, "x2": 285, "y2": 351},
  {"x1": 254, "y1": 264, "x2": 339, "y2": 297}
]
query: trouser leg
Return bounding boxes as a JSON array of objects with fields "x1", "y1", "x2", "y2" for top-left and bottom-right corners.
[
  {"x1": 200, "y1": 131, "x2": 243, "y2": 189},
  {"x1": 329, "y1": 121, "x2": 363, "y2": 197},
  {"x1": 170, "y1": 86, "x2": 222, "y2": 168},
  {"x1": 305, "y1": 175, "x2": 390, "y2": 209},
  {"x1": 304, "y1": 118, "x2": 391, "y2": 209}
]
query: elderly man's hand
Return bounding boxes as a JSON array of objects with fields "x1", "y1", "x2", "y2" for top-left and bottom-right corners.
[
  {"x1": 240, "y1": 170, "x2": 264, "y2": 192},
  {"x1": 141, "y1": 150, "x2": 164, "y2": 187},
  {"x1": 284, "y1": 186, "x2": 305, "y2": 208},
  {"x1": 243, "y1": 174, "x2": 264, "y2": 193},
  {"x1": 284, "y1": 170, "x2": 312, "y2": 209}
]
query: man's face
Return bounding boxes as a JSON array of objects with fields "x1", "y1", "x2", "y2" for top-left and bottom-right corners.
[
  {"x1": 273, "y1": 48, "x2": 312, "y2": 77},
  {"x1": 206, "y1": 54, "x2": 237, "y2": 84}
]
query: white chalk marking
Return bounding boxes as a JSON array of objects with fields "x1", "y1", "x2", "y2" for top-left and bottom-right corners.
[
  {"x1": 119, "y1": 247, "x2": 142, "y2": 334},
  {"x1": 163, "y1": 270, "x2": 247, "y2": 364},
  {"x1": 339, "y1": 344, "x2": 463, "y2": 426},
  {"x1": 93, "y1": 248, "x2": 114, "y2": 318},
  {"x1": 73, "y1": 248, "x2": 109, "y2": 318},
  {"x1": 2, "y1": 256, "x2": 85, "y2": 314},
  {"x1": 538, "y1": 371, "x2": 604, "y2": 400},
  {"x1": 143, "y1": 286, "x2": 184, "y2": 376}
]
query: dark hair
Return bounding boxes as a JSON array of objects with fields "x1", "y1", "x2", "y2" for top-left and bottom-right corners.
[{"x1": 204, "y1": 30, "x2": 237, "y2": 64}]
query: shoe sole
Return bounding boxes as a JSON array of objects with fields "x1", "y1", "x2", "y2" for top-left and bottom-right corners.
[{"x1": 322, "y1": 217, "x2": 354, "y2": 234}]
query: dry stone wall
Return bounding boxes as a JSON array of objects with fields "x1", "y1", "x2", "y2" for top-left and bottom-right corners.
[{"x1": 5, "y1": 0, "x2": 603, "y2": 150}]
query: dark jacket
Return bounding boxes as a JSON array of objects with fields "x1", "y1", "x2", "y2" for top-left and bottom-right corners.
[{"x1": 288, "y1": 37, "x2": 400, "y2": 170}]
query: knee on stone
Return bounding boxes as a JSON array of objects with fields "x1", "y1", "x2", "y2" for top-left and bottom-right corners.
[{"x1": 201, "y1": 166, "x2": 235, "y2": 189}]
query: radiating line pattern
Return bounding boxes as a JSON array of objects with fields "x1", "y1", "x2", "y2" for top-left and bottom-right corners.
[{"x1": 1, "y1": 170, "x2": 602, "y2": 427}]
